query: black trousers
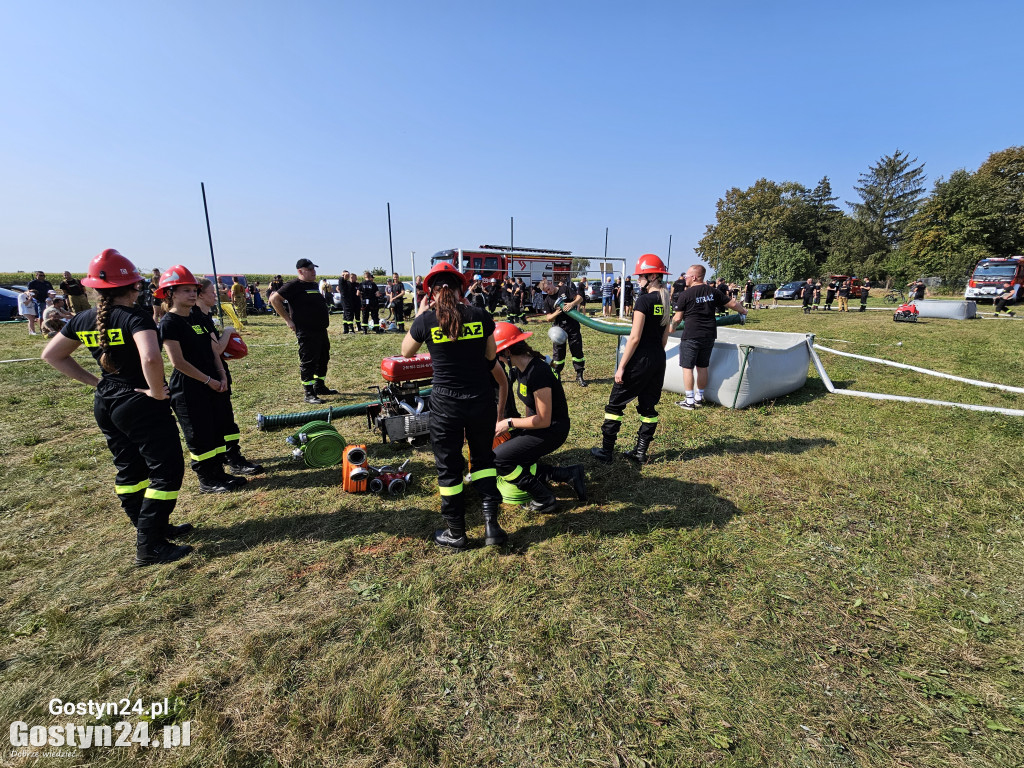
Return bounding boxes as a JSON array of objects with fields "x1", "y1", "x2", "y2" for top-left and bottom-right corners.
[
  {"x1": 494, "y1": 421, "x2": 570, "y2": 483},
  {"x1": 296, "y1": 327, "x2": 330, "y2": 385},
  {"x1": 94, "y1": 382, "x2": 184, "y2": 546},
  {"x1": 601, "y1": 354, "x2": 665, "y2": 444},
  {"x1": 429, "y1": 389, "x2": 500, "y2": 520},
  {"x1": 170, "y1": 372, "x2": 226, "y2": 481},
  {"x1": 361, "y1": 303, "x2": 379, "y2": 330},
  {"x1": 217, "y1": 365, "x2": 241, "y2": 454},
  {"x1": 341, "y1": 300, "x2": 355, "y2": 324},
  {"x1": 551, "y1": 322, "x2": 585, "y2": 376},
  {"x1": 995, "y1": 296, "x2": 1017, "y2": 312},
  {"x1": 392, "y1": 300, "x2": 405, "y2": 328}
]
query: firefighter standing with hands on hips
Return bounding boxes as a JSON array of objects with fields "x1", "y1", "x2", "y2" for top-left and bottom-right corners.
[
  {"x1": 492, "y1": 322, "x2": 587, "y2": 512},
  {"x1": 402, "y1": 263, "x2": 509, "y2": 550},
  {"x1": 592, "y1": 254, "x2": 673, "y2": 465},
  {"x1": 269, "y1": 258, "x2": 338, "y2": 404},
  {"x1": 41, "y1": 249, "x2": 193, "y2": 567}
]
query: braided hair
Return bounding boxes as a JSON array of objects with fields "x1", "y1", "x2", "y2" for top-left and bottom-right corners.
[
  {"x1": 432, "y1": 273, "x2": 466, "y2": 342},
  {"x1": 95, "y1": 285, "x2": 135, "y2": 373}
]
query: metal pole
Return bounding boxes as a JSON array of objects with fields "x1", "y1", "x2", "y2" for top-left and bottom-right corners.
[
  {"x1": 200, "y1": 182, "x2": 223, "y2": 325},
  {"x1": 387, "y1": 202, "x2": 395, "y2": 276},
  {"x1": 510, "y1": 216, "x2": 514, "y2": 253},
  {"x1": 667, "y1": 235, "x2": 672, "y2": 269},
  {"x1": 410, "y1": 251, "x2": 417, "y2": 313}
]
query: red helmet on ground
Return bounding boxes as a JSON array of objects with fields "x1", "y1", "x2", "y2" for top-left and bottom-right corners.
[
  {"x1": 423, "y1": 262, "x2": 471, "y2": 293},
  {"x1": 81, "y1": 249, "x2": 142, "y2": 289},
  {"x1": 153, "y1": 264, "x2": 199, "y2": 299},
  {"x1": 494, "y1": 321, "x2": 533, "y2": 353},
  {"x1": 221, "y1": 332, "x2": 248, "y2": 360},
  {"x1": 634, "y1": 253, "x2": 669, "y2": 276}
]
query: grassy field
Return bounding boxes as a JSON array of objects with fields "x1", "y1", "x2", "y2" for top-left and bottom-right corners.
[{"x1": 1, "y1": 304, "x2": 1021, "y2": 767}]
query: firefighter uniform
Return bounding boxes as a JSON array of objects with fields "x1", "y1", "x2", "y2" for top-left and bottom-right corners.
[
  {"x1": 543, "y1": 284, "x2": 586, "y2": 380},
  {"x1": 276, "y1": 278, "x2": 332, "y2": 392},
  {"x1": 62, "y1": 307, "x2": 185, "y2": 547},
  {"x1": 160, "y1": 311, "x2": 231, "y2": 485},
  {"x1": 359, "y1": 278, "x2": 381, "y2": 333},
  {"x1": 340, "y1": 277, "x2": 358, "y2": 333},
  {"x1": 595, "y1": 285, "x2": 667, "y2": 462},
  {"x1": 409, "y1": 305, "x2": 500, "y2": 529}
]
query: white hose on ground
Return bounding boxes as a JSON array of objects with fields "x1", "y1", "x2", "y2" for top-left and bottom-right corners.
[
  {"x1": 814, "y1": 344, "x2": 1024, "y2": 394},
  {"x1": 806, "y1": 340, "x2": 1024, "y2": 417}
]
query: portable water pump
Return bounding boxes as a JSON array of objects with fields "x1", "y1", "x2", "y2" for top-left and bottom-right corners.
[{"x1": 366, "y1": 353, "x2": 433, "y2": 444}]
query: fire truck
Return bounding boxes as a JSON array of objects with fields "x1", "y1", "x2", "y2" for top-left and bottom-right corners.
[
  {"x1": 429, "y1": 246, "x2": 575, "y2": 285},
  {"x1": 964, "y1": 255, "x2": 1024, "y2": 303}
]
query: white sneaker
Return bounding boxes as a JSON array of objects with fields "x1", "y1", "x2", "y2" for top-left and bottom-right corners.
[{"x1": 676, "y1": 400, "x2": 696, "y2": 410}]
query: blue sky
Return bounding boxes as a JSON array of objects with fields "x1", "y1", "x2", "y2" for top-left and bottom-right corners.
[{"x1": 1, "y1": 1, "x2": 1021, "y2": 277}]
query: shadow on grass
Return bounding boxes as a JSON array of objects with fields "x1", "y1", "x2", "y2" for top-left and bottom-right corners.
[{"x1": 662, "y1": 435, "x2": 835, "y2": 462}]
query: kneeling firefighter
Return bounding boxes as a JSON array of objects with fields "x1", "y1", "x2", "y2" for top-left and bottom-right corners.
[
  {"x1": 402, "y1": 262, "x2": 509, "y2": 550},
  {"x1": 492, "y1": 322, "x2": 586, "y2": 512},
  {"x1": 592, "y1": 254, "x2": 672, "y2": 464}
]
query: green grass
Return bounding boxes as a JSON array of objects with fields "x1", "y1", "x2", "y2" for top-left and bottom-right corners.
[{"x1": 0, "y1": 307, "x2": 1022, "y2": 767}]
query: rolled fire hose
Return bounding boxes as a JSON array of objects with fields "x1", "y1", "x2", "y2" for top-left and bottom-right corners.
[
  {"x1": 257, "y1": 387, "x2": 433, "y2": 431},
  {"x1": 285, "y1": 420, "x2": 347, "y2": 468}
]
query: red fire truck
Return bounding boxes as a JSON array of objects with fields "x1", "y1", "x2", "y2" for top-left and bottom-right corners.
[
  {"x1": 429, "y1": 246, "x2": 575, "y2": 285},
  {"x1": 964, "y1": 255, "x2": 1024, "y2": 303}
]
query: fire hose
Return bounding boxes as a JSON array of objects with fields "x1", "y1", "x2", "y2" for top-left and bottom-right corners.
[
  {"x1": 285, "y1": 420, "x2": 348, "y2": 468},
  {"x1": 257, "y1": 388, "x2": 433, "y2": 431}
]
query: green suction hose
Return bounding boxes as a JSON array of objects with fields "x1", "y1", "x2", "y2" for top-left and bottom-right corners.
[
  {"x1": 258, "y1": 387, "x2": 433, "y2": 431},
  {"x1": 286, "y1": 420, "x2": 347, "y2": 468},
  {"x1": 562, "y1": 307, "x2": 745, "y2": 333}
]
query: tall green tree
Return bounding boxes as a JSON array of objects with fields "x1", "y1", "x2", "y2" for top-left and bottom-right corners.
[
  {"x1": 756, "y1": 239, "x2": 816, "y2": 284},
  {"x1": 848, "y1": 150, "x2": 926, "y2": 250},
  {"x1": 697, "y1": 178, "x2": 809, "y2": 282},
  {"x1": 975, "y1": 145, "x2": 1024, "y2": 255},
  {"x1": 800, "y1": 176, "x2": 843, "y2": 264}
]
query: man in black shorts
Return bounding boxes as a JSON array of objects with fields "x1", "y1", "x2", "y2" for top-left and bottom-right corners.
[
  {"x1": 269, "y1": 258, "x2": 338, "y2": 404},
  {"x1": 670, "y1": 264, "x2": 746, "y2": 409}
]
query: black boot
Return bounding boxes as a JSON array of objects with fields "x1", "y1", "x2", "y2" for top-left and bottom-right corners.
[
  {"x1": 135, "y1": 540, "x2": 192, "y2": 567},
  {"x1": 482, "y1": 499, "x2": 508, "y2": 546},
  {"x1": 433, "y1": 515, "x2": 468, "y2": 550},
  {"x1": 304, "y1": 385, "x2": 325, "y2": 405},
  {"x1": 575, "y1": 372, "x2": 587, "y2": 387},
  {"x1": 549, "y1": 464, "x2": 587, "y2": 502},
  {"x1": 517, "y1": 474, "x2": 558, "y2": 514},
  {"x1": 314, "y1": 381, "x2": 339, "y2": 396},
  {"x1": 199, "y1": 471, "x2": 244, "y2": 493},
  {"x1": 590, "y1": 433, "x2": 616, "y2": 464},
  {"x1": 225, "y1": 447, "x2": 263, "y2": 475},
  {"x1": 164, "y1": 522, "x2": 195, "y2": 539},
  {"x1": 623, "y1": 435, "x2": 652, "y2": 465}
]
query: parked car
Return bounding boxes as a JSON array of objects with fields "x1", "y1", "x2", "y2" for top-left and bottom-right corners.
[
  {"x1": 0, "y1": 287, "x2": 21, "y2": 320},
  {"x1": 754, "y1": 283, "x2": 776, "y2": 299},
  {"x1": 775, "y1": 281, "x2": 809, "y2": 300}
]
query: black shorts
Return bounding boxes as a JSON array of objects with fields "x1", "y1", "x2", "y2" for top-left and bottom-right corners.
[{"x1": 679, "y1": 337, "x2": 715, "y2": 369}]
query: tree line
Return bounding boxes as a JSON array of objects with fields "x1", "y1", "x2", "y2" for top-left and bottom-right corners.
[{"x1": 697, "y1": 146, "x2": 1024, "y2": 288}]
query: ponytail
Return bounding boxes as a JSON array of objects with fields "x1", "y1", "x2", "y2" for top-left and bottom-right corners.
[
  {"x1": 95, "y1": 285, "x2": 135, "y2": 373},
  {"x1": 653, "y1": 276, "x2": 671, "y2": 327},
  {"x1": 432, "y1": 277, "x2": 465, "y2": 341}
]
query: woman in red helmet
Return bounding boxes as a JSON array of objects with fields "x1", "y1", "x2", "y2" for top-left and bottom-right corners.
[
  {"x1": 402, "y1": 262, "x2": 508, "y2": 549},
  {"x1": 41, "y1": 249, "x2": 192, "y2": 567},
  {"x1": 156, "y1": 266, "x2": 246, "y2": 494},
  {"x1": 194, "y1": 278, "x2": 263, "y2": 476},
  {"x1": 591, "y1": 254, "x2": 673, "y2": 464},
  {"x1": 492, "y1": 322, "x2": 586, "y2": 513}
]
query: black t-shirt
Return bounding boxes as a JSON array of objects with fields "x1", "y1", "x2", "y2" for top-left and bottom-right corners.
[
  {"x1": 60, "y1": 278, "x2": 86, "y2": 297},
  {"x1": 633, "y1": 290, "x2": 668, "y2": 352},
  {"x1": 543, "y1": 286, "x2": 581, "y2": 330},
  {"x1": 837, "y1": 283, "x2": 850, "y2": 297},
  {"x1": 62, "y1": 305, "x2": 156, "y2": 389},
  {"x1": 673, "y1": 284, "x2": 728, "y2": 340},
  {"x1": 191, "y1": 306, "x2": 218, "y2": 337},
  {"x1": 512, "y1": 356, "x2": 569, "y2": 424},
  {"x1": 410, "y1": 305, "x2": 495, "y2": 394},
  {"x1": 159, "y1": 311, "x2": 218, "y2": 378},
  {"x1": 359, "y1": 280, "x2": 379, "y2": 307},
  {"x1": 671, "y1": 279, "x2": 687, "y2": 303},
  {"x1": 277, "y1": 279, "x2": 329, "y2": 330},
  {"x1": 28, "y1": 279, "x2": 53, "y2": 303}
]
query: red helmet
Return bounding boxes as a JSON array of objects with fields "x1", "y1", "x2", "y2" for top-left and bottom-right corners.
[
  {"x1": 153, "y1": 264, "x2": 199, "y2": 299},
  {"x1": 81, "y1": 249, "x2": 142, "y2": 289},
  {"x1": 423, "y1": 262, "x2": 471, "y2": 293},
  {"x1": 494, "y1": 321, "x2": 533, "y2": 353},
  {"x1": 635, "y1": 253, "x2": 669, "y2": 276},
  {"x1": 221, "y1": 332, "x2": 248, "y2": 360}
]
